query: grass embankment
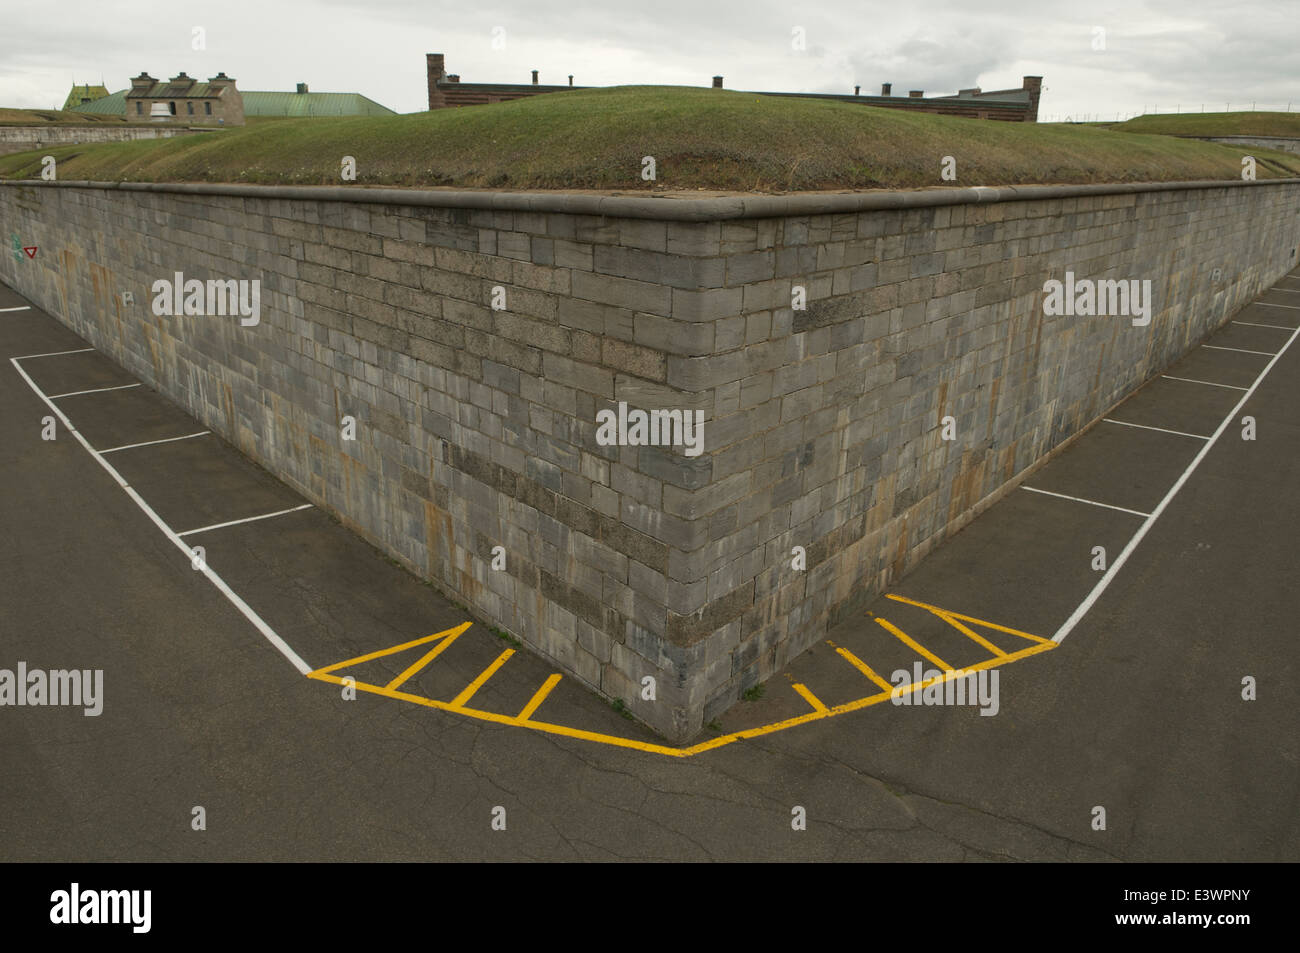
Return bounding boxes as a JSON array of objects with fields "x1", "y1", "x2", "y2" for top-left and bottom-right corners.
[
  {"x1": 0, "y1": 107, "x2": 133, "y2": 125},
  {"x1": 2, "y1": 87, "x2": 1298, "y2": 191},
  {"x1": 1113, "y1": 111, "x2": 1300, "y2": 139}
]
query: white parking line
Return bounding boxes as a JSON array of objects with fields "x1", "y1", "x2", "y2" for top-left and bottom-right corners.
[
  {"x1": 1256, "y1": 302, "x2": 1300, "y2": 311},
  {"x1": 1054, "y1": 317, "x2": 1300, "y2": 644},
  {"x1": 11, "y1": 347, "x2": 95, "y2": 360},
  {"x1": 1233, "y1": 320, "x2": 1297, "y2": 331},
  {"x1": 177, "y1": 504, "x2": 313, "y2": 538},
  {"x1": 1103, "y1": 418, "x2": 1209, "y2": 440},
  {"x1": 47, "y1": 382, "x2": 141, "y2": 399},
  {"x1": 0, "y1": 306, "x2": 32, "y2": 313},
  {"x1": 1266, "y1": 288, "x2": 1300, "y2": 294},
  {"x1": 8, "y1": 356, "x2": 312, "y2": 675},
  {"x1": 100, "y1": 431, "x2": 211, "y2": 454},
  {"x1": 1202, "y1": 344, "x2": 1276, "y2": 356},
  {"x1": 1021, "y1": 486, "x2": 1151, "y2": 518},
  {"x1": 1161, "y1": 375, "x2": 1249, "y2": 391}
]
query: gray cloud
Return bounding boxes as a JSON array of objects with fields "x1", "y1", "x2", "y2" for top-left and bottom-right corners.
[{"x1": 1, "y1": 0, "x2": 1295, "y2": 119}]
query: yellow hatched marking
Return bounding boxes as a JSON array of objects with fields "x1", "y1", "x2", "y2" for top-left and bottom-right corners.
[
  {"x1": 450, "y1": 649, "x2": 514, "y2": 708},
  {"x1": 792, "y1": 683, "x2": 829, "y2": 714},
  {"x1": 306, "y1": 597, "x2": 1056, "y2": 758},
  {"x1": 874, "y1": 616, "x2": 951, "y2": 670},
  {"x1": 835, "y1": 646, "x2": 895, "y2": 692},
  {"x1": 517, "y1": 674, "x2": 562, "y2": 721},
  {"x1": 309, "y1": 622, "x2": 472, "y2": 676},
  {"x1": 385, "y1": 626, "x2": 467, "y2": 690},
  {"x1": 886, "y1": 593, "x2": 1055, "y2": 646}
]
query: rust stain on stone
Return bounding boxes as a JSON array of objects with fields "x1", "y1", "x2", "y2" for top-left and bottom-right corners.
[
  {"x1": 986, "y1": 376, "x2": 1000, "y2": 440},
  {"x1": 948, "y1": 449, "x2": 988, "y2": 524},
  {"x1": 423, "y1": 499, "x2": 453, "y2": 567},
  {"x1": 307, "y1": 433, "x2": 329, "y2": 499},
  {"x1": 890, "y1": 519, "x2": 909, "y2": 578}
]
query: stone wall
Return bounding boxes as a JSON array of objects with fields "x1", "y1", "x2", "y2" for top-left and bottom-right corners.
[
  {"x1": 1192, "y1": 136, "x2": 1300, "y2": 157},
  {"x1": 0, "y1": 125, "x2": 210, "y2": 157},
  {"x1": 2, "y1": 178, "x2": 1297, "y2": 741}
]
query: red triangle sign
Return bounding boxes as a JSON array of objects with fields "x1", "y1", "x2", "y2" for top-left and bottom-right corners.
[{"x1": 23, "y1": 246, "x2": 37, "y2": 258}]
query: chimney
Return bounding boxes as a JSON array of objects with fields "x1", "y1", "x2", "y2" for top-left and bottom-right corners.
[
  {"x1": 447, "y1": 75, "x2": 460, "y2": 83},
  {"x1": 1022, "y1": 75, "x2": 1043, "y2": 123},
  {"x1": 909, "y1": 89, "x2": 924, "y2": 98},
  {"x1": 296, "y1": 82, "x2": 308, "y2": 95},
  {"x1": 712, "y1": 75, "x2": 723, "y2": 88},
  {"x1": 881, "y1": 82, "x2": 891, "y2": 96},
  {"x1": 427, "y1": 53, "x2": 447, "y2": 109},
  {"x1": 532, "y1": 70, "x2": 538, "y2": 85},
  {"x1": 854, "y1": 85, "x2": 860, "y2": 96},
  {"x1": 568, "y1": 75, "x2": 574, "y2": 87},
  {"x1": 206, "y1": 72, "x2": 234, "y2": 91},
  {"x1": 131, "y1": 72, "x2": 156, "y2": 91}
]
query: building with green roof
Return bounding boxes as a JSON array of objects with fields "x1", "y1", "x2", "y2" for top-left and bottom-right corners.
[
  {"x1": 68, "y1": 90, "x2": 128, "y2": 116},
  {"x1": 69, "y1": 78, "x2": 395, "y2": 122},
  {"x1": 242, "y1": 84, "x2": 396, "y2": 117},
  {"x1": 62, "y1": 83, "x2": 110, "y2": 111}
]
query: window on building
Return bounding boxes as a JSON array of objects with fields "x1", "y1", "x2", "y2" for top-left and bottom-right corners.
[
  {"x1": 186, "y1": 101, "x2": 194, "y2": 115},
  {"x1": 169, "y1": 101, "x2": 176, "y2": 115},
  {"x1": 135, "y1": 101, "x2": 143, "y2": 115},
  {"x1": 204, "y1": 102, "x2": 211, "y2": 115}
]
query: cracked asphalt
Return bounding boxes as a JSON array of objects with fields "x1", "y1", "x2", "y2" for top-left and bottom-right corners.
[{"x1": 2, "y1": 273, "x2": 1297, "y2": 862}]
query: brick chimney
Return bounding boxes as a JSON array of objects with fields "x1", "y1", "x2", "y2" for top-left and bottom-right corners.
[
  {"x1": 854, "y1": 85, "x2": 860, "y2": 96},
  {"x1": 427, "y1": 53, "x2": 447, "y2": 109},
  {"x1": 712, "y1": 75, "x2": 723, "y2": 88},
  {"x1": 1022, "y1": 75, "x2": 1043, "y2": 122},
  {"x1": 909, "y1": 89, "x2": 924, "y2": 98},
  {"x1": 295, "y1": 82, "x2": 308, "y2": 94},
  {"x1": 881, "y1": 82, "x2": 891, "y2": 96},
  {"x1": 568, "y1": 75, "x2": 574, "y2": 87},
  {"x1": 532, "y1": 70, "x2": 538, "y2": 85}
]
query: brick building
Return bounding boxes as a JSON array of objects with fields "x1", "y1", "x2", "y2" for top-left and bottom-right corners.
[
  {"x1": 426, "y1": 53, "x2": 1042, "y2": 122},
  {"x1": 125, "y1": 71, "x2": 245, "y2": 125}
]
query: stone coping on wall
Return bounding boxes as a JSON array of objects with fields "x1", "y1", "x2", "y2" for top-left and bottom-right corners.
[{"x1": 4, "y1": 176, "x2": 1298, "y2": 221}]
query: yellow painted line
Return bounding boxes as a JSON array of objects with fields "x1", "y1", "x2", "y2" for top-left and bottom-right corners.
[
  {"x1": 886, "y1": 593, "x2": 1054, "y2": 646},
  {"x1": 517, "y1": 674, "x2": 563, "y2": 721},
  {"x1": 385, "y1": 625, "x2": 466, "y2": 691},
  {"x1": 792, "y1": 683, "x2": 829, "y2": 714},
  {"x1": 933, "y1": 612, "x2": 1008, "y2": 659},
  {"x1": 306, "y1": 599, "x2": 1058, "y2": 758},
  {"x1": 309, "y1": 622, "x2": 472, "y2": 676},
  {"x1": 307, "y1": 670, "x2": 688, "y2": 756},
  {"x1": 874, "y1": 616, "x2": 951, "y2": 670},
  {"x1": 449, "y1": 649, "x2": 514, "y2": 708},
  {"x1": 836, "y1": 647, "x2": 895, "y2": 692}
]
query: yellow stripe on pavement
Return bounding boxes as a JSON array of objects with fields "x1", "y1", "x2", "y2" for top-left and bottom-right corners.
[
  {"x1": 450, "y1": 649, "x2": 515, "y2": 708},
  {"x1": 874, "y1": 616, "x2": 951, "y2": 670}
]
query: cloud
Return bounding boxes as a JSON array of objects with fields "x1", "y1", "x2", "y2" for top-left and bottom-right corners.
[{"x1": 0, "y1": 0, "x2": 1294, "y2": 118}]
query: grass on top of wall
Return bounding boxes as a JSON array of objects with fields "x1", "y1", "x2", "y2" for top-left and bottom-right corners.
[
  {"x1": 1111, "y1": 111, "x2": 1300, "y2": 139},
  {"x1": 2, "y1": 87, "x2": 1299, "y2": 192}
]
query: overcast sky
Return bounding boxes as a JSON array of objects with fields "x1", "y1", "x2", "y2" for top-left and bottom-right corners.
[{"x1": 3, "y1": 0, "x2": 1296, "y2": 121}]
